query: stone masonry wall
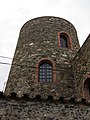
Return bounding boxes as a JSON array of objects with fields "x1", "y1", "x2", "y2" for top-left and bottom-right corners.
[
  {"x1": 5, "y1": 16, "x2": 80, "y2": 99},
  {"x1": 72, "y1": 35, "x2": 90, "y2": 99},
  {"x1": 0, "y1": 97, "x2": 90, "y2": 120}
]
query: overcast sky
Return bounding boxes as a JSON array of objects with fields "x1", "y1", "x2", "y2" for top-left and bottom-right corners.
[{"x1": 0, "y1": 0, "x2": 90, "y2": 91}]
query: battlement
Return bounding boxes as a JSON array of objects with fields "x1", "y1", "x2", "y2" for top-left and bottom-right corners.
[{"x1": 0, "y1": 91, "x2": 90, "y2": 104}]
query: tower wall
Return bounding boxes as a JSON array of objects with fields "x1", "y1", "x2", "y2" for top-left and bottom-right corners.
[
  {"x1": 0, "y1": 98, "x2": 89, "y2": 120},
  {"x1": 72, "y1": 35, "x2": 90, "y2": 99},
  {"x1": 5, "y1": 16, "x2": 80, "y2": 99}
]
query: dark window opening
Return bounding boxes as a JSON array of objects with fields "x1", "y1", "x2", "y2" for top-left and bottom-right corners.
[
  {"x1": 39, "y1": 62, "x2": 53, "y2": 82},
  {"x1": 60, "y1": 34, "x2": 68, "y2": 48},
  {"x1": 88, "y1": 80, "x2": 90, "y2": 95},
  {"x1": 85, "y1": 79, "x2": 90, "y2": 95},
  {"x1": 84, "y1": 78, "x2": 90, "y2": 98}
]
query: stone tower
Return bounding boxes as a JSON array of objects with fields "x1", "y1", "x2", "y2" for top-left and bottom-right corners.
[
  {"x1": 1, "y1": 16, "x2": 90, "y2": 120},
  {"x1": 5, "y1": 16, "x2": 80, "y2": 99}
]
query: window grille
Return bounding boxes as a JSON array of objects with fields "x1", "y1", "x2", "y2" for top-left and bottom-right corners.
[{"x1": 39, "y1": 62, "x2": 53, "y2": 82}]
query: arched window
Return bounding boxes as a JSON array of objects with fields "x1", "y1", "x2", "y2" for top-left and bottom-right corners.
[
  {"x1": 58, "y1": 32, "x2": 72, "y2": 49},
  {"x1": 84, "y1": 78, "x2": 90, "y2": 99},
  {"x1": 60, "y1": 34, "x2": 68, "y2": 48},
  {"x1": 39, "y1": 61, "x2": 53, "y2": 82}
]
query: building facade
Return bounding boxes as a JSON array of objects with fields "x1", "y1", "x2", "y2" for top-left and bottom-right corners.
[
  {"x1": 5, "y1": 16, "x2": 90, "y2": 100},
  {"x1": 1, "y1": 16, "x2": 90, "y2": 120}
]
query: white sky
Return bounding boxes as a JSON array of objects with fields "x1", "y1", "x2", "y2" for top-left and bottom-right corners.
[{"x1": 0, "y1": 0, "x2": 90, "y2": 91}]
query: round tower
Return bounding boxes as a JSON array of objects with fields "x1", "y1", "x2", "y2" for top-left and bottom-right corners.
[{"x1": 5, "y1": 16, "x2": 80, "y2": 99}]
